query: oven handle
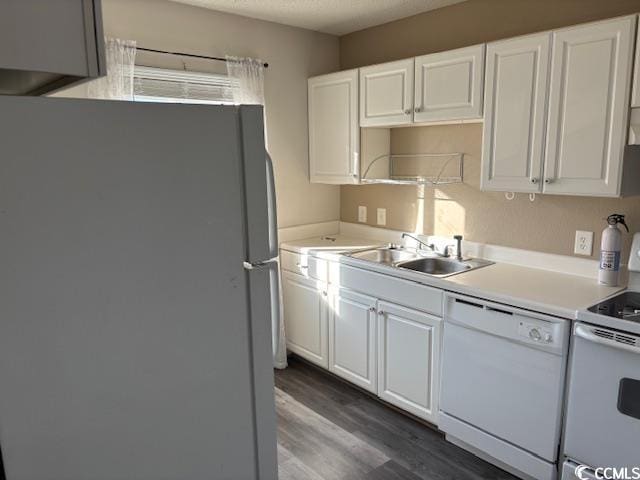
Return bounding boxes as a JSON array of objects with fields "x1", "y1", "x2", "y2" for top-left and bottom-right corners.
[{"x1": 575, "y1": 324, "x2": 640, "y2": 355}]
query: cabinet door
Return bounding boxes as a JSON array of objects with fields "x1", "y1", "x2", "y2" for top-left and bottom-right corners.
[
  {"x1": 377, "y1": 301, "x2": 441, "y2": 423},
  {"x1": 328, "y1": 288, "x2": 377, "y2": 393},
  {"x1": 544, "y1": 16, "x2": 635, "y2": 196},
  {"x1": 632, "y1": 15, "x2": 640, "y2": 109},
  {"x1": 414, "y1": 45, "x2": 485, "y2": 122},
  {"x1": 308, "y1": 69, "x2": 359, "y2": 184},
  {"x1": 282, "y1": 270, "x2": 329, "y2": 368},
  {"x1": 0, "y1": 0, "x2": 104, "y2": 95},
  {"x1": 360, "y1": 59, "x2": 414, "y2": 127},
  {"x1": 481, "y1": 33, "x2": 551, "y2": 192}
]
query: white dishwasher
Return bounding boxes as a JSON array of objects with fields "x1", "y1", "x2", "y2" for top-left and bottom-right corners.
[{"x1": 439, "y1": 293, "x2": 570, "y2": 480}]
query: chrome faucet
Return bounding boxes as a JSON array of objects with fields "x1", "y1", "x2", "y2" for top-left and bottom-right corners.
[
  {"x1": 401, "y1": 233, "x2": 438, "y2": 254},
  {"x1": 402, "y1": 233, "x2": 464, "y2": 260}
]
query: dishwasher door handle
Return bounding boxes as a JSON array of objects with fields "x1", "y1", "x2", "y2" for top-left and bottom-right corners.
[
  {"x1": 575, "y1": 324, "x2": 640, "y2": 355},
  {"x1": 454, "y1": 298, "x2": 484, "y2": 309}
]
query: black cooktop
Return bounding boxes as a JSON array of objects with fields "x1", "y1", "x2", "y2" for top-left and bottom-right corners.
[{"x1": 588, "y1": 291, "x2": 640, "y2": 322}]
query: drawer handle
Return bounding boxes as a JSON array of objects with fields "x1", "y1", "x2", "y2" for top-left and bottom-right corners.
[
  {"x1": 486, "y1": 306, "x2": 513, "y2": 316},
  {"x1": 454, "y1": 298, "x2": 483, "y2": 309},
  {"x1": 295, "y1": 263, "x2": 309, "y2": 269}
]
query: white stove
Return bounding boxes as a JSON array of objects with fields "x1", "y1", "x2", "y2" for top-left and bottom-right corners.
[{"x1": 561, "y1": 234, "x2": 640, "y2": 480}]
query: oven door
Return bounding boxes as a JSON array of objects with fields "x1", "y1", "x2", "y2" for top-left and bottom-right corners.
[{"x1": 564, "y1": 322, "x2": 640, "y2": 469}]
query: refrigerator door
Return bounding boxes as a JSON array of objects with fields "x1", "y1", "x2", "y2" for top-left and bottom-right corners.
[
  {"x1": 238, "y1": 107, "x2": 280, "y2": 474},
  {"x1": 0, "y1": 96, "x2": 276, "y2": 480}
]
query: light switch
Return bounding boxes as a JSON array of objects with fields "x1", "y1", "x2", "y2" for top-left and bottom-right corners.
[
  {"x1": 377, "y1": 208, "x2": 386, "y2": 226},
  {"x1": 358, "y1": 205, "x2": 367, "y2": 223},
  {"x1": 574, "y1": 230, "x2": 593, "y2": 256}
]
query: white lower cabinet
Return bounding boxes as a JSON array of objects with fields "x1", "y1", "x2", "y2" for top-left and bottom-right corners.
[
  {"x1": 377, "y1": 301, "x2": 441, "y2": 424},
  {"x1": 282, "y1": 270, "x2": 329, "y2": 368},
  {"x1": 281, "y1": 258, "x2": 443, "y2": 424},
  {"x1": 328, "y1": 288, "x2": 377, "y2": 393}
]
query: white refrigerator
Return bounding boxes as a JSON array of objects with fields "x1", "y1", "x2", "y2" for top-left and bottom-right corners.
[{"x1": 0, "y1": 95, "x2": 279, "y2": 480}]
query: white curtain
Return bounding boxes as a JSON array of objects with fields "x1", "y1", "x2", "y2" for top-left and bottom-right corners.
[
  {"x1": 225, "y1": 56, "x2": 265, "y2": 105},
  {"x1": 226, "y1": 56, "x2": 287, "y2": 369},
  {"x1": 88, "y1": 38, "x2": 137, "y2": 100}
]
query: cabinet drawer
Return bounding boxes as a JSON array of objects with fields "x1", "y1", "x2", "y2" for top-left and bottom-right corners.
[
  {"x1": 332, "y1": 264, "x2": 442, "y2": 316},
  {"x1": 280, "y1": 249, "x2": 329, "y2": 281}
]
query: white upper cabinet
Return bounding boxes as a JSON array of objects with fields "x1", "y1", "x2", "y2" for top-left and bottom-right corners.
[
  {"x1": 0, "y1": 0, "x2": 105, "y2": 95},
  {"x1": 482, "y1": 33, "x2": 551, "y2": 192},
  {"x1": 360, "y1": 59, "x2": 414, "y2": 127},
  {"x1": 544, "y1": 16, "x2": 635, "y2": 196},
  {"x1": 414, "y1": 44, "x2": 485, "y2": 122},
  {"x1": 308, "y1": 69, "x2": 360, "y2": 184},
  {"x1": 632, "y1": 17, "x2": 640, "y2": 109}
]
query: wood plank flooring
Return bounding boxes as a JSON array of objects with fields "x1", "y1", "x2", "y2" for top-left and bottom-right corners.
[{"x1": 275, "y1": 356, "x2": 518, "y2": 480}]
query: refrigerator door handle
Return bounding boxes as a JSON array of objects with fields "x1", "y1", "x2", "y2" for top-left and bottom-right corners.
[
  {"x1": 265, "y1": 153, "x2": 279, "y2": 259},
  {"x1": 243, "y1": 258, "x2": 278, "y2": 271}
]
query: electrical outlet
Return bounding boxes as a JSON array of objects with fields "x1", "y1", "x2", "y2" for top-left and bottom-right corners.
[
  {"x1": 377, "y1": 208, "x2": 386, "y2": 226},
  {"x1": 358, "y1": 205, "x2": 367, "y2": 223},
  {"x1": 574, "y1": 230, "x2": 594, "y2": 256}
]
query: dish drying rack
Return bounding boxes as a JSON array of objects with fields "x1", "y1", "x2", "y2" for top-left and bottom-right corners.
[{"x1": 360, "y1": 152, "x2": 464, "y2": 186}]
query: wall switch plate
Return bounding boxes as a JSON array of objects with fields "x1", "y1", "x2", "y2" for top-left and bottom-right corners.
[
  {"x1": 377, "y1": 208, "x2": 386, "y2": 226},
  {"x1": 358, "y1": 205, "x2": 367, "y2": 223},
  {"x1": 574, "y1": 230, "x2": 594, "y2": 256}
]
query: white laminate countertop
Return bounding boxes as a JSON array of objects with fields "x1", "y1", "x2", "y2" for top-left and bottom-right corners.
[
  {"x1": 444, "y1": 262, "x2": 623, "y2": 319},
  {"x1": 280, "y1": 235, "x2": 383, "y2": 255},
  {"x1": 280, "y1": 235, "x2": 625, "y2": 320}
]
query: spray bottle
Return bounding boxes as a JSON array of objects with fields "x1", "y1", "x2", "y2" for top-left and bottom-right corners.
[{"x1": 598, "y1": 213, "x2": 629, "y2": 286}]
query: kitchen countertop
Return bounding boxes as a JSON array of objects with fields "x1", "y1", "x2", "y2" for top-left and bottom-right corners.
[
  {"x1": 281, "y1": 235, "x2": 624, "y2": 319},
  {"x1": 280, "y1": 235, "x2": 383, "y2": 255}
]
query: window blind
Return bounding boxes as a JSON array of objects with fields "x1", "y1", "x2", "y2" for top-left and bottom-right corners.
[{"x1": 133, "y1": 66, "x2": 237, "y2": 104}]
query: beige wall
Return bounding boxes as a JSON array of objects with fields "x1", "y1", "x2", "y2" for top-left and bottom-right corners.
[
  {"x1": 340, "y1": 0, "x2": 640, "y2": 261},
  {"x1": 63, "y1": 0, "x2": 341, "y2": 229}
]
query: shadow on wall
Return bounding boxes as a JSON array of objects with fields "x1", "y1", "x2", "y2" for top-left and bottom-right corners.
[{"x1": 340, "y1": 123, "x2": 640, "y2": 261}]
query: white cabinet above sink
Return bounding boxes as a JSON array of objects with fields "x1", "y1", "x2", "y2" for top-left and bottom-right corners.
[
  {"x1": 414, "y1": 44, "x2": 485, "y2": 123},
  {"x1": 359, "y1": 59, "x2": 414, "y2": 127}
]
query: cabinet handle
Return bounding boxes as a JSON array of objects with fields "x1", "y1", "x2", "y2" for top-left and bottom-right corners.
[
  {"x1": 322, "y1": 291, "x2": 328, "y2": 296},
  {"x1": 295, "y1": 263, "x2": 308, "y2": 269},
  {"x1": 530, "y1": 177, "x2": 538, "y2": 184},
  {"x1": 369, "y1": 307, "x2": 376, "y2": 312},
  {"x1": 378, "y1": 310, "x2": 385, "y2": 315},
  {"x1": 544, "y1": 178, "x2": 554, "y2": 184},
  {"x1": 404, "y1": 109, "x2": 411, "y2": 115},
  {"x1": 415, "y1": 107, "x2": 422, "y2": 113}
]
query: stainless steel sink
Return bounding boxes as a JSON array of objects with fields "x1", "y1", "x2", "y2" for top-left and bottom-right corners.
[
  {"x1": 396, "y1": 256, "x2": 493, "y2": 278},
  {"x1": 348, "y1": 247, "x2": 420, "y2": 265},
  {"x1": 346, "y1": 245, "x2": 493, "y2": 278}
]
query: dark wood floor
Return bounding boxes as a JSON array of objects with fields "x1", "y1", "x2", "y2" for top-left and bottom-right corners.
[{"x1": 275, "y1": 356, "x2": 518, "y2": 480}]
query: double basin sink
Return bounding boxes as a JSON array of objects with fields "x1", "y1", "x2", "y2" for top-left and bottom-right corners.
[{"x1": 346, "y1": 245, "x2": 493, "y2": 278}]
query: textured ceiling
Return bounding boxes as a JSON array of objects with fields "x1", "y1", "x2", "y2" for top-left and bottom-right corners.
[{"x1": 169, "y1": 0, "x2": 468, "y2": 35}]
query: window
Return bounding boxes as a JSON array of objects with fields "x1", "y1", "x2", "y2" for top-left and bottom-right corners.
[{"x1": 133, "y1": 66, "x2": 237, "y2": 104}]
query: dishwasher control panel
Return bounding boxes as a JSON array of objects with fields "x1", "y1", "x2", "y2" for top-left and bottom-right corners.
[
  {"x1": 518, "y1": 321, "x2": 554, "y2": 344},
  {"x1": 445, "y1": 293, "x2": 569, "y2": 354}
]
